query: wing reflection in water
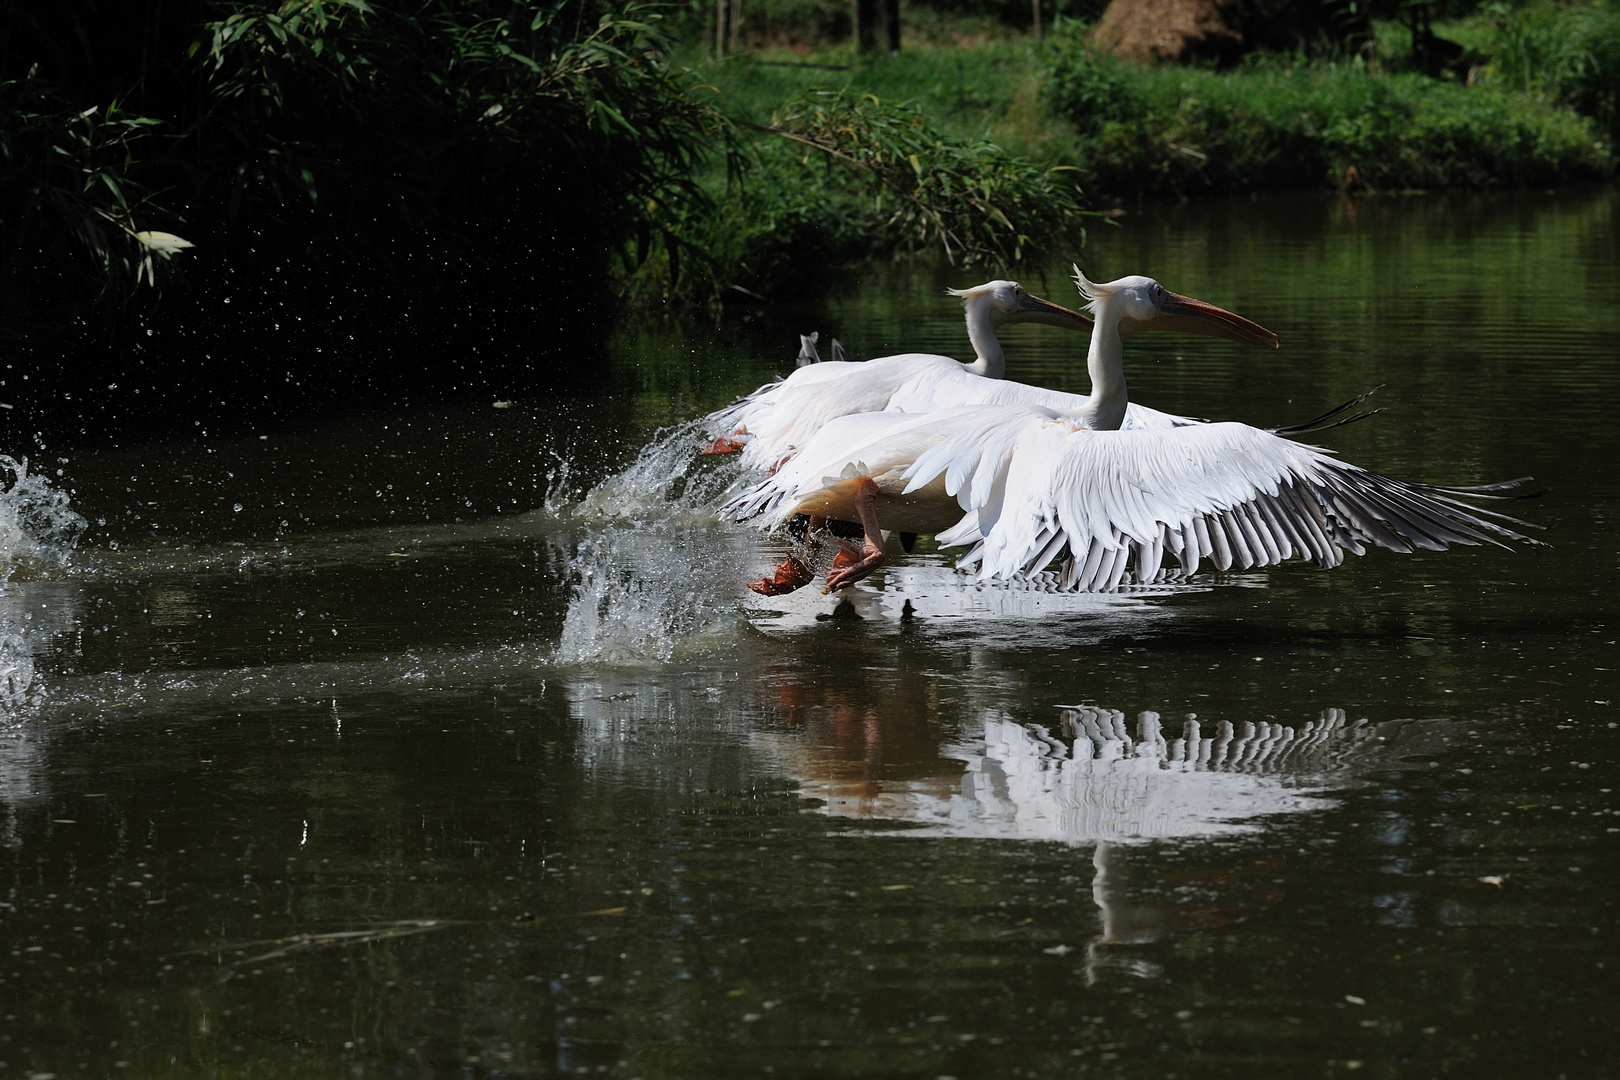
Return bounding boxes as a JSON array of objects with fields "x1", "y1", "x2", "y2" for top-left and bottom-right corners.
[
  {"x1": 804, "y1": 706, "x2": 1451, "y2": 840},
  {"x1": 774, "y1": 701, "x2": 1458, "y2": 983}
]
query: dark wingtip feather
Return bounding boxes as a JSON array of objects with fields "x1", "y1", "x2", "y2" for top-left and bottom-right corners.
[{"x1": 1271, "y1": 386, "x2": 1385, "y2": 437}]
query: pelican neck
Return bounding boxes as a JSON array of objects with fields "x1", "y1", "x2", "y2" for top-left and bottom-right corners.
[
  {"x1": 1082, "y1": 306, "x2": 1130, "y2": 431},
  {"x1": 962, "y1": 302, "x2": 1006, "y2": 378}
]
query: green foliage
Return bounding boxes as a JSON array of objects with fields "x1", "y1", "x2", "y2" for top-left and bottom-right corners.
[
  {"x1": 762, "y1": 91, "x2": 1090, "y2": 265},
  {"x1": 1043, "y1": 36, "x2": 1611, "y2": 193},
  {"x1": 201, "y1": 0, "x2": 727, "y2": 237},
  {"x1": 620, "y1": 90, "x2": 1092, "y2": 300},
  {"x1": 0, "y1": 69, "x2": 184, "y2": 311},
  {"x1": 1482, "y1": 0, "x2": 1620, "y2": 138}
]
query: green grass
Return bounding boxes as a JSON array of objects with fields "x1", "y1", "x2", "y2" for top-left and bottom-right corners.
[
  {"x1": 688, "y1": 40, "x2": 1051, "y2": 144},
  {"x1": 655, "y1": 21, "x2": 1614, "y2": 300},
  {"x1": 1043, "y1": 41, "x2": 1612, "y2": 194},
  {"x1": 692, "y1": 23, "x2": 1615, "y2": 199}
]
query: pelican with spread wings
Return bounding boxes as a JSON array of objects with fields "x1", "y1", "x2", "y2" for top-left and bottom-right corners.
[
  {"x1": 703, "y1": 276, "x2": 1278, "y2": 467},
  {"x1": 724, "y1": 269, "x2": 1539, "y2": 594}
]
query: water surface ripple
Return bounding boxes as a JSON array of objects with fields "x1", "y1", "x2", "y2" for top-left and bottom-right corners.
[{"x1": 0, "y1": 190, "x2": 1616, "y2": 1079}]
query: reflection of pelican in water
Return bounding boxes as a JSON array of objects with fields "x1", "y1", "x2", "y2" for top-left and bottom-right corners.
[
  {"x1": 795, "y1": 704, "x2": 1460, "y2": 983},
  {"x1": 1082, "y1": 839, "x2": 1290, "y2": 984},
  {"x1": 811, "y1": 707, "x2": 1397, "y2": 840}
]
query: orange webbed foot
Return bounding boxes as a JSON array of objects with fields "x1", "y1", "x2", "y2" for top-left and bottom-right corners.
[
  {"x1": 823, "y1": 538, "x2": 884, "y2": 592},
  {"x1": 700, "y1": 436, "x2": 747, "y2": 456},
  {"x1": 747, "y1": 556, "x2": 815, "y2": 596}
]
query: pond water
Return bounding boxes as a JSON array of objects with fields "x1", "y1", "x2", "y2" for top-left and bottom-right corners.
[{"x1": 1, "y1": 189, "x2": 1617, "y2": 1079}]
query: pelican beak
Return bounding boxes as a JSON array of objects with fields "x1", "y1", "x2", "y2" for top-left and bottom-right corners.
[
  {"x1": 1147, "y1": 293, "x2": 1280, "y2": 348},
  {"x1": 1005, "y1": 292, "x2": 1095, "y2": 333}
]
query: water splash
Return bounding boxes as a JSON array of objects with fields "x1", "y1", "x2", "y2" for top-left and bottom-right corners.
[
  {"x1": 0, "y1": 621, "x2": 41, "y2": 715},
  {"x1": 575, "y1": 417, "x2": 745, "y2": 521},
  {"x1": 0, "y1": 455, "x2": 87, "y2": 574},
  {"x1": 553, "y1": 518, "x2": 753, "y2": 665},
  {"x1": 554, "y1": 413, "x2": 760, "y2": 664}
]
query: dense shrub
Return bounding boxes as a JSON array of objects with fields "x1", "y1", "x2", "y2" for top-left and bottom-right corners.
[
  {"x1": 1043, "y1": 37, "x2": 1612, "y2": 193},
  {"x1": 624, "y1": 91, "x2": 1093, "y2": 299},
  {"x1": 1484, "y1": 0, "x2": 1620, "y2": 139}
]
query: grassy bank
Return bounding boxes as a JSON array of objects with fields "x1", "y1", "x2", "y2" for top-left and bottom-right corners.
[
  {"x1": 691, "y1": 0, "x2": 1618, "y2": 211},
  {"x1": 1043, "y1": 44, "x2": 1612, "y2": 195}
]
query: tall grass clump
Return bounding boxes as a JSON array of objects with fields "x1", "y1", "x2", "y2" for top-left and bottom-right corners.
[
  {"x1": 1043, "y1": 35, "x2": 1612, "y2": 193},
  {"x1": 624, "y1": 91, "x2": 1094, "y2": 300},
  {"x1": 1483, "y1": 0, "x2": 1620, "y2": 139}
]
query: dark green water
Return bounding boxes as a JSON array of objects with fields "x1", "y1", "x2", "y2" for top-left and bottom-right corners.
[{"x1": 1, "y1": 190, "x2": 1616, "y2": 1079}]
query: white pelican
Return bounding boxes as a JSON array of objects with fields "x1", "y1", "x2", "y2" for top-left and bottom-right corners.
[
  {"x1": 725, "y1": 270, "x2": 1539, "y2": 593},
  {"x1": 703, "y1": 280, "x2": 1093, "y2": 460},
  {"x1": 703, "y1": 277, "x2": 1278, "y2": 467}
]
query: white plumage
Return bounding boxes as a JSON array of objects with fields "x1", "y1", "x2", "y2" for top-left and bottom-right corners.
[
  {"x1": 710, "y1": 279, "x2": 1093, "y2": 468},
  {"x1": 723, "y1": 270, "x2": 1538, "y2": 593},
  {"x1": 708, "y1": 275, "x2": 1278, "y2": 471},
  {"x1": 726, "y1": 402, "x2": 1537, "y2": 592}
]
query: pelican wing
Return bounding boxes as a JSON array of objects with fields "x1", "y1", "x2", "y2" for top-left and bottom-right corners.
[
  {"x1": 903, "y1": 420, "x2": 1540, "y2": 591},
  {"x1": 721, "y1": 409, "x2": 983, "y2": 527},
  {"x1": 929, "y1": 376, "x2": 1199, "y2": 429},
  {"x1": 710, "y1": 353, "x2": 1202, "y2": 472},
  {"x1": 717, "y1": 354, "x2": 967, "y2": 469}
]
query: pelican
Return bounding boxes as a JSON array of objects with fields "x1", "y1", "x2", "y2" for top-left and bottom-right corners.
[
  {"x1": 704, "y1": 278, "x2": 1279, "y2": 469},
  {"x1": 703, "y1": 280, "x2": 1091, "y2": 463},
  {"x1": 725, "y1": 270, "x2": 1540, "y2": 593}
]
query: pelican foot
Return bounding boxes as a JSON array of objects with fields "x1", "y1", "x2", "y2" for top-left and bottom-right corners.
[
  {"x1": 747, "y1": 556, "x2": 815, "y2": 596},
  {"x1": 700, "y1": 436, "x2": 747, "y2": 456},
  {"x1": 823, "y1": 538, "x2": 884, "y2": 592}
]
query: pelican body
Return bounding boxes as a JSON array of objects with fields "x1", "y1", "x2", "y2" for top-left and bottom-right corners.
[
  {"x1": 706, "y1": 281, "x2": 1092, "y2": 470},
  {"x1": 708, "y1": 277, "x2": 1279, "y2": 472}
]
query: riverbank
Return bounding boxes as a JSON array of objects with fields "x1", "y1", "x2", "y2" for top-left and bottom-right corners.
[
  {"x1": 693, "y1": 17, "x2": 1614, "y2": 209},
  {"x1": 1044, "y1": 43, "x2": 1612, "y2": 197}
]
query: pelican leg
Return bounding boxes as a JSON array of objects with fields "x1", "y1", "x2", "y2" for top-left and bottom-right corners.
[
  {"x1": 824, "y1": 479, "x2": 885, "y2": 592},
  {"x1": 749, "y1": 515, "x2": 831, "y2": 596},
  {"x1": 747, "y1": 555, "x2": 815, "y2": 596},
  {"x1": 699, "y1": 435, "x2": 747, "y2": 456}
]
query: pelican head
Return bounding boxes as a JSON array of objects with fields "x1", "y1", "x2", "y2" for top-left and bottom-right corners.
[
  {"x1": 948, "y1": 280, "x2": 1094, "y2": 333},
  {"x1": 1072, "y1": 268, "x2": 1279, "y2": 348}
]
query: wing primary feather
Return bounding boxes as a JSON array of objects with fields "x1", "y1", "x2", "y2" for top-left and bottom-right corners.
[
  {"x1": 1220, "y1": 511, "x2": 1256, "y2": 569},
  {"x1": 1319, "y1": 482, "x2": 1413, "y2": 552},
  {"x1": 1202, "y1": 515, "x2": 1233, "y2": 571},
  {"x1": 1277, "y1": 481, "x2": 1337, "y2": 566},
  {"x1": 1359, "y1": 479, "x2": 1495, "y2": 547},
  {"x1": 1178, "y1": 522, "x2": 1203, "y2": 574},
  {"x1": 1269, "y1": 386, "x2": 1384, "y2": 436},
  {"x1": 1024, "y1": 527, "x2": 1069, "y2": 577},
  {"x1": 1251, "y1": 496, "x2": 1301, "y2": 563},
  {"x1": 1075, "y1": 541, "x2": 1109, "y2": 591},
  {"x1": 1103, "y1": 541, "x2": 1132, "y2": 592},
  {"x1": 1059, "y1": 554, "x2": 1082, "y2": 590},
  {"x1": 1237, "y1": 502, "x2": 1283, "y2": 565},
  {"x1": 1253, "y1": 497, "x2": 1303, "y2": 564}
]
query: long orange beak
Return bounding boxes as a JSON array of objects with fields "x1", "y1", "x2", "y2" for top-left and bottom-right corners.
[
  {"x1": 1004, "y1": 292, "x2": 1095, "y2": 333},
  {"x1": 1145, "y1": 292, "x2": 1280, "y2": 348}
]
